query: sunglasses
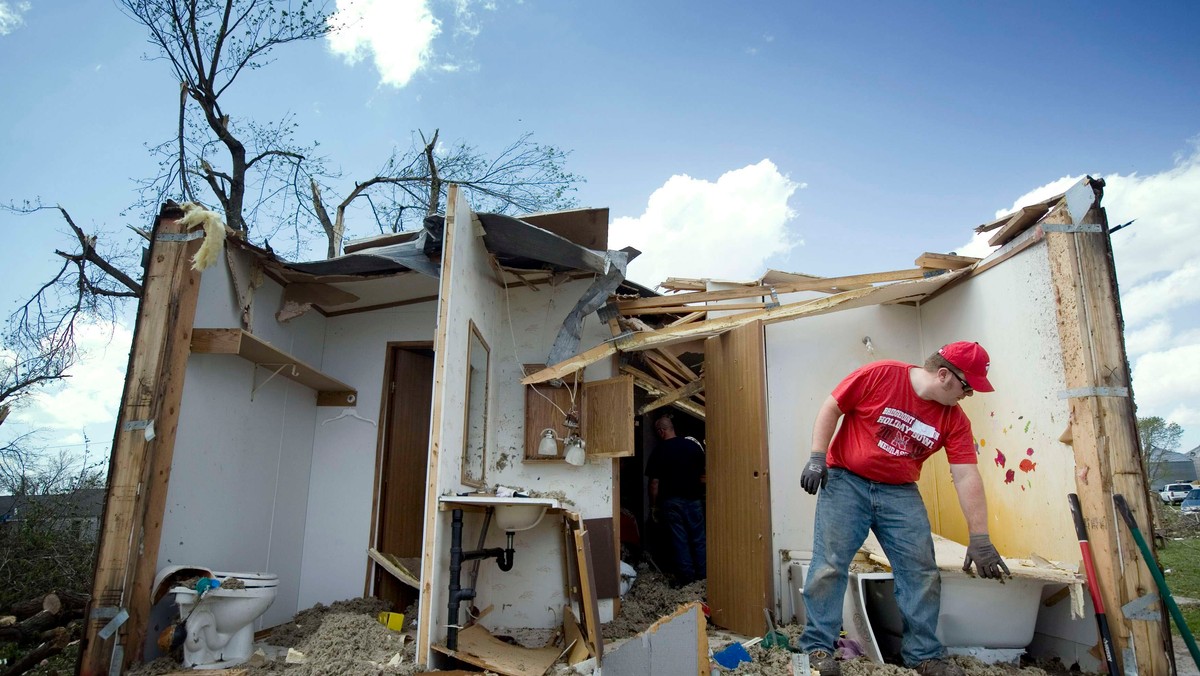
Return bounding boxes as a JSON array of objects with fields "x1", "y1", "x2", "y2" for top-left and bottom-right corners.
[{"x1": 948, "y1": 368, "x2": 973, "y2": 394}]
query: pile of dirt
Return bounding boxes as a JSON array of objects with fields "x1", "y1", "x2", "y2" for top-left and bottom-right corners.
[{"x1": 600, "y1": 566, "x2": 705, "y2": 640}]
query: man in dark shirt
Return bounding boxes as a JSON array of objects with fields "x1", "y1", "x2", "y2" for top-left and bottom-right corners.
[{"x1": 645, "y1": 414, "x2": 706, "y2": 585}]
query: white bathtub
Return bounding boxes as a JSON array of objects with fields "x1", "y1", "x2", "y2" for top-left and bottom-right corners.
[{"x1": 789, "y1": 563, "x2": 1045, "y2": 664}]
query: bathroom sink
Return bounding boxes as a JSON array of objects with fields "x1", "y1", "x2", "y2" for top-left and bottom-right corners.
[{"x1": 440, "y1": 495, "x2": 560, "y2": 532}]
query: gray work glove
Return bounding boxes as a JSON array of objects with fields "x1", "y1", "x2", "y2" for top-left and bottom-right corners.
[
  {"x1": 963, "y1": 533, "x2": 1011, "y2": 580},
  {"x1": 800, "y1": 452, "x2": 828, "y2": 495}
]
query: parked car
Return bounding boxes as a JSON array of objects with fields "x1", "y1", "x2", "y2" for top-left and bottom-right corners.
[
  {"x1": 1160, "y1": 483, "x2": 1195, "y2": 505},
  {"x1": 1181, "y1": 489, "x2": 1200, "y2": 515}
]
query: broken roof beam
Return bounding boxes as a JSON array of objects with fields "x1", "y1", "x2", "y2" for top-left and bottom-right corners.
[
  {"x1": 621, "y1": 302, "x2": 767, "y2": 316},
  {"x1": 524, "y1": 269, "x2": 969, "y2": 387},
  {"x1": 638, "y1": 377, "x2": 704, "y2": 416},
  {"x1": 986, "y1": 204, "x2": 1050, "y2": 246},
  {"x1": 914, "y1": 252, "x2": 979, "y2": 270},
  {"x1": 524, "y1": 285, "x2": 877, "y2": 385},
  {"x1": 621, "y1": 365, "x2": 706, "y2": 420},
  {"x1": 616, "y1": 267, "x2": 932, "y2": 313},
  {"x1": 668, "y1": 311, "x2": 706, "y2": 326}
]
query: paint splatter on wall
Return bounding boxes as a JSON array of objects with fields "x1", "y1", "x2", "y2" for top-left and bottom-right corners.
[
  {"x1": 1020, "y1": 458, "x2": 1037, "y2": 473},
  {"x1": 994, "y1": 449, "x2": 1006, "y2": 468},
  {"x1": 1005, "y1": 469, "x2": 1015, "y2": 484}
]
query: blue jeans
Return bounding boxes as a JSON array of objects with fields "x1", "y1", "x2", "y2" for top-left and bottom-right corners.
[
  {"x1": 662, "y1": 497, "x2": 706, "y2": 582},
  {"x1": 799, "y1": 467, "x2": 944, "y2": 666}
]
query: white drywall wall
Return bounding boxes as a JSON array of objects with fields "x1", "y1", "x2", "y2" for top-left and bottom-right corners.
[
  {"x1": 297, "y1": 286, "x2": 437, "y2": 609},
  {"x1": 471, "y1": 276, "x2": 617, "y2": 631},
  {"x1": 419, "y1": 199, "x2": 619, "y2": 656},
  {"x1": 917, "y1": 240, "x2": 1077, "y2": 562},
  {"x1": 764, "y1": 299, "x2": 922, "y2": 622},
  {"x1": 160, "y1": 257, "x2": 325, "y2": 630}
]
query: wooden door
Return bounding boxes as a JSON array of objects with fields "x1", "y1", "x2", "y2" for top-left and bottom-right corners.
[
  {"x1": 376, "y1": 347, "x2": 435, "y2": 609},
  {"x1": 704, "y1": 321, "x2": 772, "y2": 636}
]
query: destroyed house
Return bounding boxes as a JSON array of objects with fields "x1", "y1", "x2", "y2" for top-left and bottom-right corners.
[{"x1": 82, "y1": 178, "x2": 1171, "y2": 674}]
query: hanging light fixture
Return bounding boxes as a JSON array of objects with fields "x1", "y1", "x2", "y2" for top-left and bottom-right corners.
[
  {"x1": 537, "y1": 428, "x2": 559, "y2": 456},
  {"x1": 563, "y1": 434, "x2": 587, "y2": 466}
]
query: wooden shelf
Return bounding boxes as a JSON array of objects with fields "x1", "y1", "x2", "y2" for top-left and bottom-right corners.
[{"x1": 191, "y1": 328, "x2": 357, "y2": 406}]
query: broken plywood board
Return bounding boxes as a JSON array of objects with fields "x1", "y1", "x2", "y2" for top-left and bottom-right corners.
[
  {"x1": 602, "y1": 602, "x2": 708, "y2": 676},
  {"x1": 367, "y1": 548, "x2": 421, "y2": 590},
  {"x1": 562, "y1": 512, "x2": 603, "y2": 661},
  {"x1": 431, "y1": 624, "x2": 562, "y2": 676},
  {"x1": 563, "y1": 606, "x2": 591, "y2": 665}
]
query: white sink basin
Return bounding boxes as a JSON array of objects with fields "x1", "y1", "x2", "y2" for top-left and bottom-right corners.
[{"x1": 440, "y1": 495, "x2": 560, "y2": 532}]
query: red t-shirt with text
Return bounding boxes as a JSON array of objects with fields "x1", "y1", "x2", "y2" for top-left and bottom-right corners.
[{"x1": 827, "y1": 360, "x2": 976, "y2": 484}]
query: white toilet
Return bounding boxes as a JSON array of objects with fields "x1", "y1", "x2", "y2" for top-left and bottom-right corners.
[{"x1": 167, "y1": 570, "x2": 278, "y2": 669}]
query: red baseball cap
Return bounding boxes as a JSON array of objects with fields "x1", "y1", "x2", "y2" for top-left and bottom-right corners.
[{"x1": 938, "y1": 342, "x2": 994, "y2": 393}]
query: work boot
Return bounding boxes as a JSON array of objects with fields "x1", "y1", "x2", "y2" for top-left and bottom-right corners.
[
  {"x1": 807, "y1": 649, "x2": 841, "y2": 676},
  {"x1": 913, "y1": 657, "x2": 966, "y2": 676}
]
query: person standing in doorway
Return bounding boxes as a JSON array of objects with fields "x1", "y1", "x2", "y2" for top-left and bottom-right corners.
[
  {"x1": 798, "y1": 342, "x2": 1010, "y2": 676},
  {"x1": 646, "y1": 414, "x2": 707, "y2": 586}
]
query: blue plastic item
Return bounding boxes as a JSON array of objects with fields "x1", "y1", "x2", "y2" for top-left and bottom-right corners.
[{"x1": 712, "y1": 642, "x2": 752, "y2": 669}]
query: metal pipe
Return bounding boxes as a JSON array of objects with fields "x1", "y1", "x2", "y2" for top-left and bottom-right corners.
[{"x1": 446, "y1": 510, "x2": 518, "y2": 649}]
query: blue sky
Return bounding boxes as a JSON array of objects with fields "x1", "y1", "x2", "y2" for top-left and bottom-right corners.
[{"x1": 2, "y1": 1, "x2": 1199, "y2": 462}]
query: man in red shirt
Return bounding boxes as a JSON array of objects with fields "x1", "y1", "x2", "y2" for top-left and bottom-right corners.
[{"x1": 798, "y1": 342, "x2": 1009, "y2": 676}]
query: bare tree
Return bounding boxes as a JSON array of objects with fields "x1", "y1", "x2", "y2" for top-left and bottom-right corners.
[
  {"x1": 122, "y1": 0, "x2": 581, "y2": 259},
  {"x1": 1, "y1": 204, "x2": 142, "y2": 422},
  {"x1": 1138, "y1": 415, "x2": 1185, "y2": 487},
  {"x1": 310, "y1": 129, "x2": 582, "y2": 257}
]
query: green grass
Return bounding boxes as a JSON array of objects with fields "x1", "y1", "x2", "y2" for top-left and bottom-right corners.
[{"x1": 1156, "y1": 512, "x2": 1200, "y2": 638}]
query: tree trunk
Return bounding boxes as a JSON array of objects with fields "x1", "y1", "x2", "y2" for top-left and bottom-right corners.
[{"x1": 2, "y1": 630, "x2": 70, "y2": 676}]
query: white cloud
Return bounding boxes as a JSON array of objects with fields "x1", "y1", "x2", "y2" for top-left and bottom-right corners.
[
  {"x1": 1133, "y1": 343, "x2": 1200, "y2": 417},
  {"x1": 327, "y1": 0, "x2": 440, "y2": 88},
  {"x1": 10, "y1": 319, "x2": 132, "y2": 433},
  {"x1": 0, "y1": 1, "x2": 30, "y2": 36},
  {"x1": 610, "y1": 160, "x2": 802, "y2": 288},
  {"x1": 956, "y1": 143, "x2": 1200, "y2": 450},
  {"x1": 1125, "y1": 320, "x2": 1172, "y2": 358},
  {"x1": 1120, "y1": 260, "x2": 1200, "y2": 326}
]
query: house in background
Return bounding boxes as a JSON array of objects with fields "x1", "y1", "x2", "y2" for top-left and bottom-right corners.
[
  {"x1": 1147, "y1": 449, "x2": 1197, "y2": 488},
  {"x1": 0, "y1": 488, "x2": 105, "y2": 540}
]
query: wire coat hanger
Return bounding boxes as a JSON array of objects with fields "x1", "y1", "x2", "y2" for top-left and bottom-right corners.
[{"x1": 321, "y1": 408, "x2": 377, "y2": 427}]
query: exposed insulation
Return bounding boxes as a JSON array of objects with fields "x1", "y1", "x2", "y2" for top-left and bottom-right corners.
[{"x1": 180, "y1": 202, "x2": 228, "y2": 271}]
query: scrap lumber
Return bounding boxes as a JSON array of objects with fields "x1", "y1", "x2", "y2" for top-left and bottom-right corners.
[
  {"x1": 667, "y1": 311, "x2": 706, "y2": 327},
  {"x1": 914, "y1": 252, "x2": 979, "y2": 270},
  {"x1": 615, "y1": 267, "x2": 929, "y2": 312},
  {"x1": 659, "y1": 277, "x2": 708, "y2": 291},
  {"x1": 986, "y1": 204, "x2": 1049, "y2": 246},
  {"x1": 638, "y1": 378, "x2": 704, "y2": 416},
  {"x1": 620, "y1": 365, "x2": 706, "y2": 420},
  {"x1": 620, "y1": 302, "x2": 766, "y2": 316}
]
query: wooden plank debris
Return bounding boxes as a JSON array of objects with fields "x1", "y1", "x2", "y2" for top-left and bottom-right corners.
[
  {"x1": 615, "y1": 267, "x2": 929, "y2": 312},
  {"x1": 914, "y1": 252, "x2": 980, "y2": 270},
  {"x1": 619, "y1": 365, "x2": 706, "y2": 420},
  {"x1": 367, "y1": 548, "x2": 421, "y2": 590},
  {"x1": 525, "y1": 269, "x2": 967, "y2": 386},
  {"x1": 638, "y1": 378, "x2": 703, "y2": 416},
  {"x1": 986, "y1": 204, "x2": 1049, "y2": 246},
  {"x1": 431, "y1": 624, "x2": 563, "y2": 676}
]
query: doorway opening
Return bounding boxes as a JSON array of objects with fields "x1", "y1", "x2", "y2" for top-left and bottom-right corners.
[{"x1": 371, "y1": 343, "x2": 435, "y2": 613}]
